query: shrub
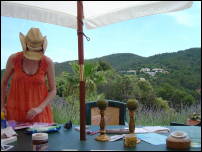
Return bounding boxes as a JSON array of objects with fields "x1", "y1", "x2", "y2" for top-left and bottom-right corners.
[{"x1": 153, "y1": 97, "x2": 170, "y2": 111}]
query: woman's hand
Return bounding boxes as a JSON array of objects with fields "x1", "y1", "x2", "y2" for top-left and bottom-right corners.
[{"x1": 26, "y1": 107, "x2": 43, "y2": 121}]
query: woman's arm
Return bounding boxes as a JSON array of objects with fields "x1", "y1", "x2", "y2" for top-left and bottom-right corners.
[
  {"x1": 39, "y1": 57, "x2": 57, "y2": 109},
  {"x1": 26, "y1": 57, "x2": 57, "y2": 120},
  {"x1": 1, "y1": 54, "x2": 15, "y2": 112}
]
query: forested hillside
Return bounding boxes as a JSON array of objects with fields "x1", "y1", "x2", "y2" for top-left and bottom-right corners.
[
  {"x1": 1, "y1": 48, "x2": 201, "y2": 93},
  {"x1": 55, "y1": 47, "x2": 200, "y2": 78},
  {"x1": 1, "y1": 47, "x2": 201, "y2": 125}
]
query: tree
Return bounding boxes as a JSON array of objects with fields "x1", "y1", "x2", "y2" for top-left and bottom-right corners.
[
  {"x1": 153, "y1": 97, "x2": 170, "y2": 111},
  {"x1": 68, "y1": 61, "x2": 106, "y2": 100},
  {"x1": 136, "y1": 79, "x2": 156, "y2": 108},
  {"x1": 156, "y1": 83, "x2": 175, "y2": 102},
  {"x1": 97, "y1": 60, "x2": 112, "y2": 71}
]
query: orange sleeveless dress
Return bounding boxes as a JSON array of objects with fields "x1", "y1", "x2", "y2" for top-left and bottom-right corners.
[{"x1": 6, "y1": 52, "x2": 54, "y2": 123}]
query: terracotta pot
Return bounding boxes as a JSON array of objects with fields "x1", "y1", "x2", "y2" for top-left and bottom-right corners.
[{"x1": 186, "y1": 119, "x2": 200, "y2": 125}]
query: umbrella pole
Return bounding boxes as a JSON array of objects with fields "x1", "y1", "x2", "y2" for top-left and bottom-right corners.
[{"x1": 77, "y1": 1, "x2": 86, "y2": 140}]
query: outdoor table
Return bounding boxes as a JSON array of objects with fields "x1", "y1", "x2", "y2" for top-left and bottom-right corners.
[{"x1": 8, "y1": 125, "x2": 201, "y2": 151}]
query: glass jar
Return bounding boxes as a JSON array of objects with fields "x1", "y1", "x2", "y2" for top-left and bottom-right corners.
[{"x1": 32, "y1": 133, "x2": 48, "y2": 151}]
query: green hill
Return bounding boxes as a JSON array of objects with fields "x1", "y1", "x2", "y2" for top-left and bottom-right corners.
[
  {"x1": 147, "y1": 48, "x2": 201, "y2": 90},
  {"x1": 1, "y1": 48, "x2": 201, "y2": 91},
  {"x1": 54, "y1": 61, "x2": 73, "y2": 76},
  {"x1": 98, "y1": 53, "x2": 146, "y2": 70},
  {"x1": 51, "y1": 48, "x2": 200, "y2": 76}
]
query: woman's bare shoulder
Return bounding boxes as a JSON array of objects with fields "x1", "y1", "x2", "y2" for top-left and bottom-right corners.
[
  {"x1": 4, "y1": 52, "x2": 19, "y2": 69},
  {"x1": 9, "y1": 53, "x2": 19, "y2": 59},
  {"x1": 7, "y1": 53, "x2": 19, "y2": 64},
  {"x1": 44, "y1": 55, "x2": 54, "y2": 67},
  {"x1": 44, "y1": 55, "x2": 53, "y2": 63}
]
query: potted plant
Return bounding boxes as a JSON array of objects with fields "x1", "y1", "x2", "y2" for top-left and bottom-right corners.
[{"x1": 186, "y1": 112, "x2": 201, "y2": 125}]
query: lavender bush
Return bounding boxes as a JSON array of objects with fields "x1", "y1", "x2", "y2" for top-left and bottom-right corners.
[
  {"x1": 52, "y1": 96, "x2": 201, "y2": 126},
  {"x1": 129, "y1": 102, "x2": 201, "y2": 126},
  {"x1": 51, "y1": 96, "x2": 80, "y2": 124}
]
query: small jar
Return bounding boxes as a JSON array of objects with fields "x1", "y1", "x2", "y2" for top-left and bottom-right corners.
[
  {"x1": 32, "y1": 133, "x2": 48, "y2": 151},
  {"x1": 166, "y1": 131, "x2": 191, "y2": 149},
  {"x1": 123, "y1": 134, "x2": 137, "y2": 147}
]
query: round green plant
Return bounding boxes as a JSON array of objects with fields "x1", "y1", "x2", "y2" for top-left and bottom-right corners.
[
  {"x1": 189, "y1": 112, "x2": 201, "y2": 121},
  {"x1": 96, "y1": 99, "x2": 108, "y2": 110},
  {"x1": 127, "y1": 99, "x2": 138, "y2": 111}
]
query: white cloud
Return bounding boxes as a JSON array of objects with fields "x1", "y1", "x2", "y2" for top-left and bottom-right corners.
[
  {"x1": 164, "y1": 1, "x2": 201, "y2": 28},
  {"x1": 165, "y1": 11, "x2": 197, "y2": 27}
]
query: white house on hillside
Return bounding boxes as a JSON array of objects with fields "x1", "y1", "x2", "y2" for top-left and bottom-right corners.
[
  {"x1": 146, "y1": 72, "x2": 156, "y2": 76},
  {"x1": 140, "y1": 68, "x2": 150, "y2": 72},
  {"x1": 152, "y1": 68, "x2": 164, "y2": 72},
  {"x1": 127, "y1": 70, "x2": 136, "y2": 75}
]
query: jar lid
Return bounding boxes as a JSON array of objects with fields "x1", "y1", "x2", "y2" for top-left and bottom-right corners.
[
  {"x1": 170, "y1": 131, "x2": 187, "y2": 138},
  {"x1": 32, "y1": 133, "x2": 48, "y2": 141}
]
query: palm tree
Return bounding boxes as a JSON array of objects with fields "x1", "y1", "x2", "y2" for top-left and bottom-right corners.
[{"x1": 69, "y1": 61, "x2": 106, "y2": 98}]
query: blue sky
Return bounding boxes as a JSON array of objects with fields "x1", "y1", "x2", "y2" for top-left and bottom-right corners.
[{"x1": 1, "y1": 1, "x2": 201, "y2": 69}]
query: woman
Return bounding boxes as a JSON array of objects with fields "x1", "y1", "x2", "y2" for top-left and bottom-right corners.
[{"x1": 1, "y1": 28, "x2": 56, "y2": 123}]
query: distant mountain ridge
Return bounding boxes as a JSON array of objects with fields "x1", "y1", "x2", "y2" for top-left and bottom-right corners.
[
  {"x1": 1, "y1": 48, "x2": 201, "y2": 78},
  {"x1": 53, "y1": 47, "x2": 201, "y2": 76}
]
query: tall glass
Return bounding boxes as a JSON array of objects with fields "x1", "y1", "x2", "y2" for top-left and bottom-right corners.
[{"x1": 187, "y1": 126, "x2": 201, "y2": 148}]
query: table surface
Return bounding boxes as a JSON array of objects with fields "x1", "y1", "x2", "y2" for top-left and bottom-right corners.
[{"x1": 8, "y1": 125, "x2": 201, "y2": 151}]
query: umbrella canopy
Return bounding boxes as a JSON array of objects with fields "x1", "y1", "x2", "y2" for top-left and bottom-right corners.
[
  {"x1": 2, "y1": 1, "x2": 192, "y2": 29},
  {"x1": 1, "y1": 1, "x2": 193, "y2": 141}
]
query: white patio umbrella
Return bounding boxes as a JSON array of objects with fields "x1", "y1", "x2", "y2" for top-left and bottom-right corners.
[{"x1": 1, "y1": 1, "x2": 192, "y2": 140}]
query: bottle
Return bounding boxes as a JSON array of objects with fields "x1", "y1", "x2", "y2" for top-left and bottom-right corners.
[
  {"x1": 1, "y1": 112, "x2": 7, "y2": 128},
  {"x1": 32, "y1": 133, "x2": 48, "y2": 151}
]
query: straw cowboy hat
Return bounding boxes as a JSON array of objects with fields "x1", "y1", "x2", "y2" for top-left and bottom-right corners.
[{"x1": 19, "y1": 28, "x2": 47, "y2": 60}]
